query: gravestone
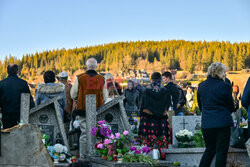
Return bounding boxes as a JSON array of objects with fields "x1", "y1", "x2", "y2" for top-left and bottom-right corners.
[
  {"x1": 96, "y1": 95, "x2": 131, "y2": 134},
  {"x1": 0, "y1": 124, "x2": 54, "y2": 167},
  {"x1": 172, "y1": 116, "x2": 201, "y2": 145},
  {"x1": 86, "y1": 95, "x2": 131, "y2": 157},
  {"x1": 20, "y1": 93, "x2": 69, "y2": 149}
]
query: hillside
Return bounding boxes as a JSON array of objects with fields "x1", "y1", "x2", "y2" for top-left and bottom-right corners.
[{"x1": 0, "y1": 40, "x2": 250, "y2": 82}]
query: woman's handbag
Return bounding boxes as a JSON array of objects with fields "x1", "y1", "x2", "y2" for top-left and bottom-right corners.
[
  {"x1": 230, "y1": 110, "x2": 248, "y2": 148},
  {"x1": 230, "y1": 127, "x2": 248, "y2": 148}
]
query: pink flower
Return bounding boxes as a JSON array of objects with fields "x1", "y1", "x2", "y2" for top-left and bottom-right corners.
[
  {"x1": 115, "y1": 133, "x2": 121, "y2": 139},
  {"x1": 104, "y1": 139, "x2": 111, "y2": 145},
  {"x1": 123, "y1": 130, "x2": 129, "y2": 136},
  {"x1": 98, "y1": 120, "x2": 106, "y2": 125},
  {"x1": 97, "y1": 144, "x2": 104, "y2": 149},
  {"x1": 109, "y1": 134, "x2": 115, "y2": 139}
]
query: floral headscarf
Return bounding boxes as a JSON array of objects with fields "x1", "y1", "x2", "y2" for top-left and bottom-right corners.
[{"x1": 149, "y1": 78, "x2": 163, "y2": 92}]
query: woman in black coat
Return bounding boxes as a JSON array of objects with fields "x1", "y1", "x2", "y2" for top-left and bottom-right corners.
[
  {"x1": 198, "y1": 62, "x2": 237, "y2": 167},
  {"x1": 138, "y1": 72, "x2": 171, "y2": 148},
  {"x1": 124, "y1": 80, "x2": 140, "y2": 117}
]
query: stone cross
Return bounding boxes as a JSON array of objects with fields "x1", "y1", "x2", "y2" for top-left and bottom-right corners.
[
  {"x1": 180, "y1": 117, "x2": 188, "y2": 129},
  {"x1": 20, "y1": 93, "x2": 30, "y2": 124},
  {"x1": 86, "y1": 95, "x2": 97, "y2": 157}
]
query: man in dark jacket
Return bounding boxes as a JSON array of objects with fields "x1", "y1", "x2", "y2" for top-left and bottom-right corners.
[
  {"x1": 176, "y1": 86, "x2": 186, "y2": 115},
  {"x1": 242, "y1": 77, "x2": 250, "y2": 138},
  {"x1": 0, "y1": 64, "x2": 34, "y2": 129},
  {"x1": 162, "y1": 72, "x2": 180, "y2": 115}
]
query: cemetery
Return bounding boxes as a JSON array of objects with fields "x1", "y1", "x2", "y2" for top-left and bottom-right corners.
[
  {"x1": 1, "y1": 1, "x2": 250, "y2": 166},
  {"x1": 0, "y1": 94, "x2": 250, "y2": 167}
]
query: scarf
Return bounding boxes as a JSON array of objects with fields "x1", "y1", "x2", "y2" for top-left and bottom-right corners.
[{"x1": 149, "y1": 78, "x2": 163, "y2": 92}]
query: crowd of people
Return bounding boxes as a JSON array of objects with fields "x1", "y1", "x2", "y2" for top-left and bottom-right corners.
[{"x1": 0, "y1": 58, "x2": 249, "y2": 167}]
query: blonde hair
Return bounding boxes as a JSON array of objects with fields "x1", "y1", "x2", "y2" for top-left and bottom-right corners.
[{"x1": 207, "y1": 62, "x2": 227, "y2": 80}]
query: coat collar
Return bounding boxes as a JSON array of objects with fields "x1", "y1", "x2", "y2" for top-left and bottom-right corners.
[
  {"x1": 37, "y1": 82, "x2": 65, "y2": 94},
  {"x1": 8, "y1": 74, "x2": 18, "y2": 78},
  {"x1": 207, "y1": 75, "x2": 222, "y2": 81},
  {"x1": 85, "y1": 70, "x2": 98, "y2": 77}
]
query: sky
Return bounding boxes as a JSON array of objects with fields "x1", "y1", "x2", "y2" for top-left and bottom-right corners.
[{"x1": 0, "y1": 0, "x2": 249, "y2": 60}]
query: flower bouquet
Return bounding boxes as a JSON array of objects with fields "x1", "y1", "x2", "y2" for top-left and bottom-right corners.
[
  {"x1": 47, "y1": 144, "x2": 72, "y2": 163},
  {"x1": 93, "y1": 130, "x2": 131, "y2": 161},
  {"x1": 91, "y1": 120, "x2": 112, "y2": 140},
  {"x1": 175, "y1": 129, "x2": 194, "y2": 148},
  {"x1": 91, "y1": 120, "x2": 156, "y2": 165}
]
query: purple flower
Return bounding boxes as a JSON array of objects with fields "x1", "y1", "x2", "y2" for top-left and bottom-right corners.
[
  {"x1": 134, "y1": 118, "x2": 138, "y2": 123},
  {"x1": 98, "y1": 120, "x2": 106, "y2": 125},
  {"x1": 134, "y1": 150, "x2": 141, "y2": 154},
  {"x1": 100, "y1": 126, "x2": 112, "y2": 137},
  {"x1": 115, "y1": 133, "x2": 121, "y2": 139},
  {"x1": 123, "y1": 130, "x2": 129, "y2": 136},
  {"x1": 130, "y1": 146, "x2": 137, "y2": 151},
  {"x1": 97, "y1": 144, "x2": 104, "y2": 149},
  {"x1": 132, "y1": 140, "x2": 138, "y2": 145},
  {"x1": 91, "y1": 127, "x2": 98, "y2": 136},
  {"x1": 142, "y1": 147, "x2": 151, "y2": 154},
  {"x1": 104, "y1": 139, "x2": 111, "y2": 145}
]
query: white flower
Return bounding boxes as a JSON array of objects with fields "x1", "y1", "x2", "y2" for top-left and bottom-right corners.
[
  {"x1": 176, "y1": 129, "x2": 193, "y2": 138},
  {"x1": 54, "y1": 144, "x2": 64, "y2": 153}
]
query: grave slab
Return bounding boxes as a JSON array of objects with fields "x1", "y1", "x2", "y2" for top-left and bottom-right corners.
[
  {"x1": 89, "y1": 157, "x2": 173, "y2": 167},
  {"x1": 163, "y1": 147, "x2": 250, "y2": 167}
]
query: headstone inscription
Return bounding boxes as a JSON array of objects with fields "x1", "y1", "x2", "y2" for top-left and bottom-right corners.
[
  {"x1": 172, "y1": 116, "x2": 201, "y2": 145},
  {"x1": 20, "y1": 93, "x2": 69, "y2": 149}
]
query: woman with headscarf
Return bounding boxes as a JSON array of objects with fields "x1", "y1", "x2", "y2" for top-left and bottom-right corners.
[
  {"x1": 123, "y1": 80, "x2": 139, "y2": 118},
  {"x1": 138, "y1": 72, "x2": 171, "y2": 149}
]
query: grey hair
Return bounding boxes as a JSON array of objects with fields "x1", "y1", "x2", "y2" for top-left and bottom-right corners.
[
  {"x1": 207, "y1": 62, "x2": 227, "y2": 79},
  {"x1": 86, "y1": 58, "x2": 97, "y2": 70}
]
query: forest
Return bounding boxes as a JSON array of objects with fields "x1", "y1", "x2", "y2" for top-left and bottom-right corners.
[{"x1": 0, "y1": 40, "x2": 250, "y2": 80}]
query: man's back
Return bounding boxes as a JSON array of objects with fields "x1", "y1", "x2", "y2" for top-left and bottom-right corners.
[
  {"x1": 77, "y1": 70, "x2": 105, "y2": 112},
  {"x1": 0, "y1": 74, "x2": 30, "y2": 114}
]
